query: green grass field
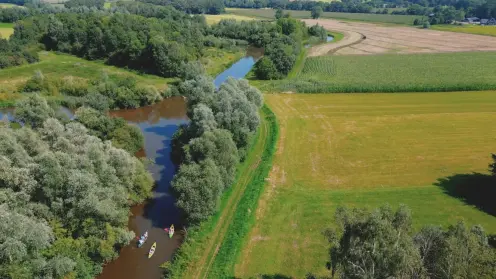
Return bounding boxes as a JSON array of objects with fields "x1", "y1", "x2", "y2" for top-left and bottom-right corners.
[
  {"x1": 432, "y1": 24, "x2": 496, "y2": 37},
  {"x1": 0, "y1": 51, "x2": 170, "y2": 93},
  {"x1": 0, "y1": 3, "x2": 20, "y2": 8},
  {"x1": 227, "y1": 8, "x2": 422, "y2": 25},
  {"x1": 0, "y1": 23, "x2": 14, "y2": 39},
  {"x1": 256, "y1": 52, "x2": 496, "y2": 93},
  {"x1": 235, "y1": 92, "x2": 496, "y2": 278}
]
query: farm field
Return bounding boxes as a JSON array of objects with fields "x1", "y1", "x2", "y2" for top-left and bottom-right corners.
[
  {"x1": 226, "y1": 8, "x2": 422, "y2": 25},
  {"x1": 0, "y1": 3, "x2": 20, "y2": 8},
  {"x1": 0, "y1": 51, "x2": 170, "y2": 93},
  {"x1": 303, "y1": 18, "x2": 496, "y2": 55},
  {"x1": 204, "y1": 13, "x2": 258, "y2": 24},
  {"x1": 0, "y1": 23, "x2": 14, "y2": 39},
  {"x1": 257, "y1": 51, "x2": 496, "y2": 93},
  {"x1": 432, "y1": 24, "x2": 496, "y2": 37},
  {"x1": 235, "y1": 92, "x2": 496, "y2": 278}
]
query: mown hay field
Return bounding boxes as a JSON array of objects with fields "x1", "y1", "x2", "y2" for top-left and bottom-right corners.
[
  {"x1": 227, "y1": 8, "x2": 422, "y2": 25},
  {"x1": 204, "y1": 13, "x2": 258, "y2": 24},
  {"x1": 0, "y1": 23, "x2": 14, "y2": 39},
  {"x1": 235, "y1": 92, "x2": 496, "y2": 278},
  {"x1": 257, "y1": 52, "x2": 496, "y2": 93},
  {"x1": 432, "y1": 24, "x2": 496, "y2": 37}
]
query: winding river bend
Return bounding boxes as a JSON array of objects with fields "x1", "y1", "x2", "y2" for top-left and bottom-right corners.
[{"x1": 0, "y1": 47, "x2": 262, "y2": 279}]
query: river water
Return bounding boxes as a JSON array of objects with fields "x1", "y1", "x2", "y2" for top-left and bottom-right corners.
[{"x1": 0, "y1": 48, "x2": 262, "y2": 279}]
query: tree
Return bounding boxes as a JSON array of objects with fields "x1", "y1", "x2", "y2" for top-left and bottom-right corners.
[
  {"x1": 275, "y1": 8, "x2": 283, "y2": 19},
  {"x1": 186, "y1": 129, "x2": 239, "y2": 189},
  {"x1": 324, "y1": 205, "x2": 424, "y2": 278},
  {"x1": 311, "y1": 6, "x2": 323, "y2": 19},
  {"x1": 171, "y1": 159, "x2": 223, "y2": 224},
  {"x1": 254, "y1": 57, "x2": 279, "y2": 80},
  {"x1": 14, "y1": 94, "x2": 55, "y2": 128}
]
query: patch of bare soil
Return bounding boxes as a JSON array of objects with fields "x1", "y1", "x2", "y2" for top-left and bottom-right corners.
[{"x1": 303, "y1": 19, "x2": 496, "y2": 55}]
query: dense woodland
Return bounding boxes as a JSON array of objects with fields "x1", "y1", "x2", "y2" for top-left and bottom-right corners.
[
  {"x1": 0, "y1": 95, "x2": 154, "y2": 278},
  {"x1": 305, "y1": 205, "x2": 496, "y2": 279}
]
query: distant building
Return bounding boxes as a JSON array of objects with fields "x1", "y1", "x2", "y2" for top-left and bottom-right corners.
[
  {"x1": 462, "y1": 17, "x2": 479, "y2": 23},
  {"x1": 480, "y1": 18, "x2": 496, "y2": 26}
]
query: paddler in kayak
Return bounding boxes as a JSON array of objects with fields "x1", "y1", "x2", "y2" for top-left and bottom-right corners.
[
  {"x1": 164, "y1": 225, "x2": 174, "y2": 238},
  {"x1": 138, "y1": 231, "x2": 148, "y2": 247}
]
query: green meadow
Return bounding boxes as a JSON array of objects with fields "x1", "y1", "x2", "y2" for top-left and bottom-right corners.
[
  {"x1": 256, "y1": 52, "x2": 496, "y2": 93},
  {"x1": 235, "y1": 92, "x2": 496, "y2": 278}
]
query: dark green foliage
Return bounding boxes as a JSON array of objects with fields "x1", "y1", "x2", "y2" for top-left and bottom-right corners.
[
  {"x1": 254, "y1": 57, "x2": 279, "y2": 80},
  {"x1": 75, "y1": 107, "x2": 144, "y2": 154},
  {"x1": 14, "y1": 94, "x2": 55, "y2": 128},
  {"x1": 0, "y1": 38, "x2": 39, "y2": 69},
  {"x1": 308, "y1": 24, "x2": 327, "y2": 41},
  {"x1": 324, "y1": 205, "x2": 496, "y2": 279},
  {"x1": 64, "y1": 0, "x2": 104, "y2": 9},
  {"x1": 275, "y1": 8, "x2": 283, "y2": 19},
  {"x1": 136, "y1": 0, "x2": 225, "y2": 14}
]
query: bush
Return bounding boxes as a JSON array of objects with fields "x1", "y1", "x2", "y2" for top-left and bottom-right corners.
[
  {"x1": 254, "y1": 57, "x2": 279, "y2": 80},
  {"x1": 423, "y1": 22, "x2": 431, "y2": 28}
]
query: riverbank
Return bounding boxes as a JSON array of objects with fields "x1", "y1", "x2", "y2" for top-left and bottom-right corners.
[{"x1": 166, "y1": 105, "x2": 278, "y2": 279}]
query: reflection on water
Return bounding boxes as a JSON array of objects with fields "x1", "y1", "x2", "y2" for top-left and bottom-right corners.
[
  {"x1": 97, "y1": 97, "x2": 188, "y2": 279},
  {"x1": 213, "y1": 47, "x2": 263, "y2": 88}
]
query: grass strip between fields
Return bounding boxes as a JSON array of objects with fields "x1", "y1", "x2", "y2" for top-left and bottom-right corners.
[{"x1": 166, "y1": 105, "x2": 278, "y2": 279}]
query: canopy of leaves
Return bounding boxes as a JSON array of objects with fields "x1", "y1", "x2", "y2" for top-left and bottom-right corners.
[
  {"x1": 0, "y1": 95, "x2": 153, "y2": 279},
  {"x1": 323, "y1": 205, "x2": 496, "y2": 279}
]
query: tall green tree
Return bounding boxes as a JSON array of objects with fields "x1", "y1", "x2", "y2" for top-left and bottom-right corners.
[{"x1": 311, "y1": 6, "x2": 323, "y2": 19}]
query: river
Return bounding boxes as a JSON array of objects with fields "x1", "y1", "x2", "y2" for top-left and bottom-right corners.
[{"x1": 0, "y1": 48, "x2": 262, "y2": 279}]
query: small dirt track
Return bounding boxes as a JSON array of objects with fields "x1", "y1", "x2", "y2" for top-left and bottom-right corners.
[{"x1": 304, "y1": 19, "x2": 496, "y2": 55}]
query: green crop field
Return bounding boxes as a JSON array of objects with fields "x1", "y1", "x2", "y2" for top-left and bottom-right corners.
[
  {"x1": 432, "y1": 24, "x2": 496, "y2": 37},
  {"x1": 0, "y1": 23, "x2": 14, "y2": 39},
  {"x1": 0, "y1": 51, "x2": 170, "y2": 93},
  {"x1": 227, "y1": 8, "x2": 422, "y2": 25},
  {"x1": 235, "y1": 92, "x2": 496, "y2": 278},
  {"x1": 256, "y1": 52, "x2": 496, "y2": 93},
  {"x1": 204, "y1": 13, "x2": 258, "y2": 24},
  {"x1": 0, "y1": 3, "x2": 20, "y2": 8}
]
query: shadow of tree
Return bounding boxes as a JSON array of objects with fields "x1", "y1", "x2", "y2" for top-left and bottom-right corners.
[{"x1": 434, "y1": 173, "x2": 496, "y2": 217}]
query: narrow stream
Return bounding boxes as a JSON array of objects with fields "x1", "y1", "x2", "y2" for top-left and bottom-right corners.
[{"x1": 0, "y1": 47, "x2": 263, "y2": 279}]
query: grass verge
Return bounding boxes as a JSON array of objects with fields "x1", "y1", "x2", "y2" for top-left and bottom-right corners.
[
  {"x1": 204, "y1": 14, "x2": 258, "y2": 25},
  {"x1": 201, "y1": 47, "x2": 246, "y2": 77},
  {"x1": 166, "y1": 105, "x2": 278, "y2": 279},
  {"x1": 235, "y1": 92, "x2": 496, "y2": 278}
]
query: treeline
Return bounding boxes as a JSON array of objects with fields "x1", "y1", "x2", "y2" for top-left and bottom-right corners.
[
  {"x1": 0, "y1": 95, "x2": 153, "y2": 279},
  {"x1": 169, "y1": 65, "x2": 263, "y2": 224},
  {"x1": 308, "y1": 205, "x2": 496, "y2": 279},
  {"x1": 0, "y1": 38, "x2": 38, "y2": 68},
  {"x1": 10, "y1": 12, "x2": 206, "y2": 77},
  {"x1": 224, "y1": 0, "x2": 495, "y2": 18},
  {"x1": 136, "y1": 0, "x2": 225, "y2": 14},
  {"x1": 64, "y1": 0, "x2": 104, "y2": 9}
]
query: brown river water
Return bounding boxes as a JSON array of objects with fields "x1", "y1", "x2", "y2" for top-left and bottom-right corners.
[{"x1": 0, "y1": 48, "x2": 263, "y2": 279}]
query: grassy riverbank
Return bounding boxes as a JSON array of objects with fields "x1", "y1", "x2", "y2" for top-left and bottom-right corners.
[
  {"x1": 166, "y1": 105, "x2": 278, "y2": 279},
  {"x1": 235, "y1": 92, "x2": 496, "y2": 278}
]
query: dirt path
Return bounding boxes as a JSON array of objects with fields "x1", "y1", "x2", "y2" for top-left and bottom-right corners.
[
  {"x1": 303, "y1": 18, "x2": 496, "y2": 55},
  {"x1": 181, "y1": 109, "x2": 270, "y2": 279},
  {"x1": 307, "y1": 30, "x2": 364, "y2": 57}
]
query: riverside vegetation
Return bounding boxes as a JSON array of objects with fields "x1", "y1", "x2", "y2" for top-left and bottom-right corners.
[{"x1": 0, "y1": 95, "x2": 153, "y2": 278}]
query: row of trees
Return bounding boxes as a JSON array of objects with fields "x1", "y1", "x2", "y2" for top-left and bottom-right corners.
[
  {"x1": 0, "y1": 95, "x2": 154, "y2": 278},
  {"x1": 223, "y1": 0, "x2": 495, "y2": 19},
  {"x1": 170, "y1": 68, "x2": 263, "y2": 224},
  {"x1": 308, "y1": 205, "x2": 496, "y2": 279},
  {"x1": 136, "y1": 0, "x2": 225, "y2": 14}
]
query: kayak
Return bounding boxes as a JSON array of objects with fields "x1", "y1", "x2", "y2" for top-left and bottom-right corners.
[
  {"x1": 169, "y1": 225, "x2": 174, "y2": 238},
  {"x1": 148, "y1": 242, "x2": 156, "y2": 259},
  {"x1": 138, "y1": 231, "x2": 148, "y2": 248}
]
